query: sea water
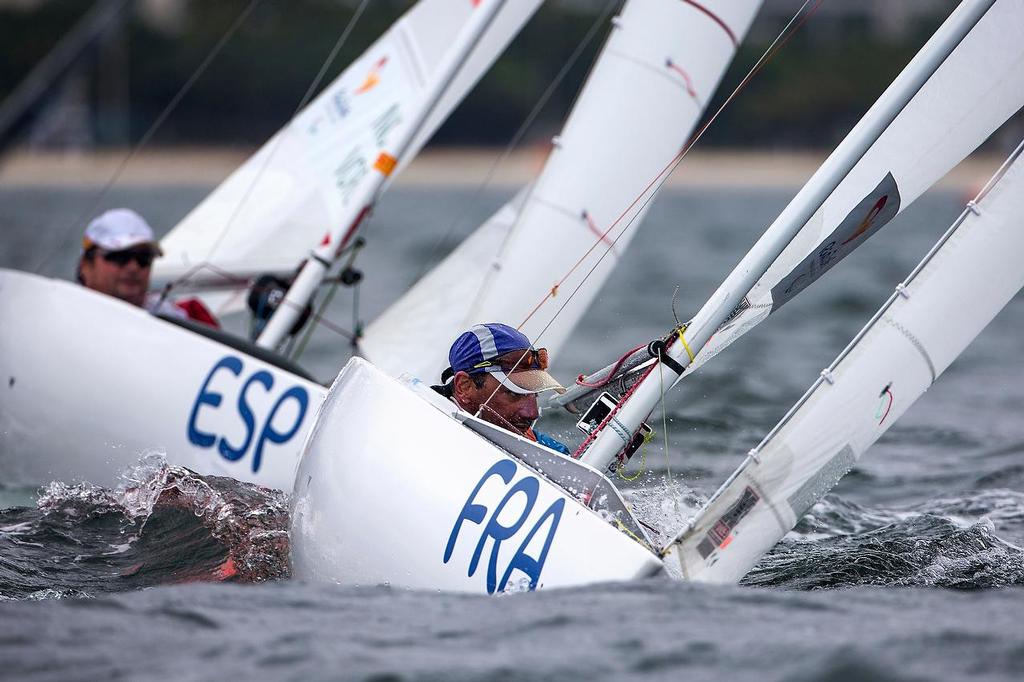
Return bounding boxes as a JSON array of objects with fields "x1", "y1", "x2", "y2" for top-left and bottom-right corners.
[{"x1": 2, "y1": 183, "x2": 1023, "y2": 681}]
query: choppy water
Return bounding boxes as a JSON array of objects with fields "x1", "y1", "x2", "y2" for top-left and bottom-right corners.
[{"x1": 3, "y1": 181, "x2": 1024, "y2": 681}]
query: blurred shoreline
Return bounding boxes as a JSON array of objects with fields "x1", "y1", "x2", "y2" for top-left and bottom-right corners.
[{"x1": 0, "y1": 146, "x2": 1003, "y2": 192}]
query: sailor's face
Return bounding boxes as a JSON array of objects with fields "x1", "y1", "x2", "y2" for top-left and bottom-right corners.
[
  {"x1": 456, "y1": 372, "x2": 539, "y2": 437},
  {"x1": 79, "y1": 248, "x2": 153, "y2": 307}
]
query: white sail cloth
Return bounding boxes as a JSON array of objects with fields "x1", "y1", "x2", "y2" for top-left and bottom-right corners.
[
  {"x1": 361, "y1": 0, "x2": 762, "y2": 383},
  {"x1": 669, "y1": 141, "x2": 1024, "y2": 584},
  {"x1": 152, "y1": 0, "x2": 542, "y2": 313},
  {"x1": 687, "y1": 0, "x2": 1024, "y2": 373}
]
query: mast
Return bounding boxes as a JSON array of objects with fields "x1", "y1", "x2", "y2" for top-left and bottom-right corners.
[
  {"x1": 256, "y1": 0, "x2": 507, "y2": 350},
  {"x1": 578, "y1": 0, "x2": 997, "y2": 471}
]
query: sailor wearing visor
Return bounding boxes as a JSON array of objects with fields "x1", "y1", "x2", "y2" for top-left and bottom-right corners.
[
  {"x1": 436, "y1": 322, "x2": 571, "y2": 455},
  {"x1": 77, "y1": 208, "x2": 218, "y2": 327}
]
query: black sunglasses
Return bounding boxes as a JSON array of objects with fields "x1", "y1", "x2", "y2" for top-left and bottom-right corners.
[{"x1": 102, "y1": 249, "x2": 155, "y2": 268}]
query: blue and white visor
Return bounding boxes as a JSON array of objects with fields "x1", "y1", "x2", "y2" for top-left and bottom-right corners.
[{"x1": 447, "y1": 323, "x2": 565, "y2": 395}]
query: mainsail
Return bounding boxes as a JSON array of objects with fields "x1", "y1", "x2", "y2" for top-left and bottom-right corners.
[
  {"x1": 686, "y1": 0, "x2": 1024, "y2": 373},
  {"x1": 360, "y1": 0, "x2": 763, "y2": 382},
  {"x1": 152, "y1": 0, "x2": 542, "y2": 314},
  {"x1": 668, "y1": 139, "x2": 1024, "y2": 583}
]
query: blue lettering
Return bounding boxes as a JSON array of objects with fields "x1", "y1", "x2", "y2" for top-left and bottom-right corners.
[
  {"x1": 473, "y1": 476, "x2": 539, "y2": 594},
  {"x1": 444, "y1": 460, "x2": 516, "y2": 564},
  {"x1": 218, "y1": 370, "x2": 273, "y2": 462},
  {"x1": 188, "y1": 355, "x2": 311, "y2": 472},
  {"x1": 251, "y1": 385, "x2": 309, "y2": 473},
  {"x1": 498, "y1": 498, "x2": 565, "y2": 592},
  {"x1": 446, "y1": 461, "x2": 566, "y2": 593},
  {"x1": 188, "y1": 356, "x2": 243, "y2": 448}
]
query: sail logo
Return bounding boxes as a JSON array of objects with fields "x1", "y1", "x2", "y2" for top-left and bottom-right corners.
[
  {"x1": 771, "y1": 173, "x2": 901, "y2": 308},
  {"x1": 841, "y1": 194, "x2": 889, "y2": 245},
  {"x1": 444, "y1": 460, "x2": 564, "y2": 593},
  {"x1": 187, "y1": 355, "x2": 310, "y2": 473},
  {"x1": 696, "y1": 485, "x2": 759, "y2": 561},
  {"x1": 355, "y1": 56, "x2": 388, "y2": 94}
]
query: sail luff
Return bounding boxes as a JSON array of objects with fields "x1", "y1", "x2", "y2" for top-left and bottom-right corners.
[
  {"x1": 578, "y1": 0, "x2": 998, "y2": 472},
  {"x1": 256, "y1": 0, "x2": 510, "y2": 349}
]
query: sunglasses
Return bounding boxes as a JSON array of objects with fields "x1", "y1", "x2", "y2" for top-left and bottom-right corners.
[
  {"x1": 102, "y1": 249, "x2": 155, "y2": 268},
  {"x1": 475, "y1": 348, "x2": 548, "y2": 374}
]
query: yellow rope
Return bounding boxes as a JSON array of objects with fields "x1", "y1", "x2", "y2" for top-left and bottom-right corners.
[
  {"x1": 676, "y1": 325, "x2": 695, "y2": 362},
  {"x1": 615, "y1": 429, "x2": 653, "y2": 482},
  {"x1": 614, "y1": 519, "x2": 651, "y2": 550}
]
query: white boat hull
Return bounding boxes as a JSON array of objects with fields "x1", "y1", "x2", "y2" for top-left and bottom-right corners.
[
  {"x1": 0, "y1": 269, "x2": 326, "y2": 489},
  {"x1": 290, "y1": 358, "x2": 664, "y2": 592}
]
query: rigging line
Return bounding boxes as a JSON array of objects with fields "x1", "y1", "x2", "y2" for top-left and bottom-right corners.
[
  {"x1": 518, "y1": 0, "x2": 822, "y2": 340},
  {"x1": 33, "y1": 0, "x2": 264, "y2": 275},
  {"x1": 293, "y1": 298, "x2": 357, "y2": 342},
  {"x1": 291, "y1": 276, "x2": 343, "y2": 361},
  {"x1": 176, "y1": 0, "x2": 374, "y2": 285},
  {"x1": 445, "y1": 0, "x2": 823, "y2": 423},
  {"x1": 657, "y1": 347, "x2": 673, "y2": 486},
  {"x1": 670, "y1": 285, "x2": 682, "y2": 328},
  {"x1": 575, "y1": 343, "x2": 647, "y2": 388},
  {"x1": 452, "y1": 0, "x2": 619, "y2": 425},
  {"x1": 408, "y1": 0, "x2": 620, "y2": 285}
]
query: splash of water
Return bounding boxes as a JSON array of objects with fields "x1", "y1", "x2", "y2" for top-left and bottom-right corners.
[{"x1": 1, "y1": 453, "x2": 291, "y2": 599}]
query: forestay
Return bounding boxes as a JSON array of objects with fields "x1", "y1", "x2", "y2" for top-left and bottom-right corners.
[
  {"x1": 152, "y1": 0, "x2": 542, "y2": 314},
  {"x1": 360, "y1": 0, "x2": 762, "y2": 382},
  {"x1": 685, "y1": 0, "x2": 1024, "y2": 374},
  {"x1": 668, "y1": 140, "x2": 1024, "y2": 584}
]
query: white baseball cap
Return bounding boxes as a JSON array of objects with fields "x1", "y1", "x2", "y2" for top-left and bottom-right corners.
[{"x1": 82, "y1": 208, "x2": 163, "y2": 254}]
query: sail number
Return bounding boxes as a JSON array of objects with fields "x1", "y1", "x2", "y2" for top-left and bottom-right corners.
[
  {"x1": 187, "y1": 355, "x2": 309, "y2": 473},
  {"x1": 444, "y1": 460, "x2": 564, "y2": 594}
]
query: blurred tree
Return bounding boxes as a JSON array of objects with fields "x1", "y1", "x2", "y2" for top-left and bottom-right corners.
[{"x1": 5, "y1": 0, "x2": 1012, "y2": 152}]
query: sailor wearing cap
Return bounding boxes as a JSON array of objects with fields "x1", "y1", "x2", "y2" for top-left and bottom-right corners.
[
  {"x1": 437, "y1": 322, "x2": 571, "y2": 455},
  {"x1": 78, "y1": 208, "x2": 217, "y2": 327}
]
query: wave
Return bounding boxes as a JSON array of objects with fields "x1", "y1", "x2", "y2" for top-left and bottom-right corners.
[
  {"x1": 0, "y1": 455, "x2": 289, "y2": 600},
  {"x1": 742, "y1": 491, "x2": 1024, "y2": 589}
]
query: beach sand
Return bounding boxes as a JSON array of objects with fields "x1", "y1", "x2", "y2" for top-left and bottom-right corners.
[{"x1": 0, "y1": 146, "x2": 1002, "y2": 194}]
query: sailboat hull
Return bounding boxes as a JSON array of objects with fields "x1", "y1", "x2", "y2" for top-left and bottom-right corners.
[
  {"x1": 0, "y1": 269, "x2": 326, "y2": 489},
  {"x1": 290, "y1": 358, "x2": 664, "y2": 593}
]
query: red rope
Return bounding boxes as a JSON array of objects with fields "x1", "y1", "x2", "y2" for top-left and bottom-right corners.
[{"x1": 575, "y1": 343, "x2": 647, "y2": 388}]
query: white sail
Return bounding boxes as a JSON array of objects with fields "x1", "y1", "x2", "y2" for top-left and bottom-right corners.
[
  {"x1": 667, "y1": 140, "x2": 1024, "y2": 584},
  {"x1": 575, "y1": 0, "x2": 1023, "y2": 473},
  {"x1": 152, "y1": 0, "x2": 542, "y2": 314},
  {"x1": 361, "y1": 0, "x2": 762, "y2": 382},
  {"x1": 687, "y1": 0, "x2": 1024, "y2": 373}
]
